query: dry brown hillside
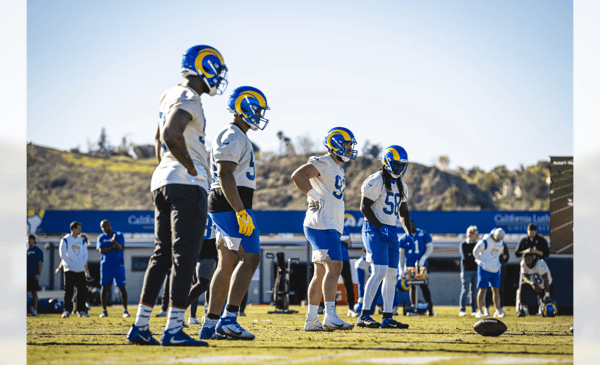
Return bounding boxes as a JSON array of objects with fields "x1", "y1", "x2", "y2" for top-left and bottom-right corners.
[{"x1": 27, "y1": 143, "x2": 549, "y2": 211}]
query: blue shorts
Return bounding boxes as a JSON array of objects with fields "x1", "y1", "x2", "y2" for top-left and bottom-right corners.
[
  {"x1": 209, "y1": 210, "x2": 261, "y2": 254},
  {"x1": 477, "y1": 266, "x2": 501, "y2": 289},
  {"x1": 100, "y1": 265, "x2": 126, "y2": 286},
  {"x1": 304, "y1": 227, "x2": 343, "y2": 262},
  {"x1": 362, "y1": 222, "x2": 399, "y2": 268},
  {"x1": 340, "y1": 241, "x2": 350, "y2": 261}
]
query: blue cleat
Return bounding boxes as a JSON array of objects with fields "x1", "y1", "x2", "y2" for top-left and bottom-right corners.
[
  {"x1": 160, "y1": 327, "x2": 208, "y2": 346},
  {"x1": 356, "y1": 314, "x2": 380, "y2": 328},
  {"x1": 381, "y1": 317, "x2": 409, "y2": 329},
  {"x1": 200, "y1": 317, "x2": 231, "y2": 340},
  {"x1": 126, "y1": 324, "x2": 160, "y2": 345},
  {"x1": 216, "y1": 316, "x2": 255, "y2": 340}
]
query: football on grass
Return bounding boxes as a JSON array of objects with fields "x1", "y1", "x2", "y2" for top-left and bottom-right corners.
[{"x1": 473, "y1": 318, "x2": 507, "y2": 337}]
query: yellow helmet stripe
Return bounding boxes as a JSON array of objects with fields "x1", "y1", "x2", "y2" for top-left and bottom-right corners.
[
  {"x1": 234, "y1": 90, "x2": 266, "y2": 117},
  {"x1": 195, "y1": 48, "x2": 224, "y2": 77},
  {"x1": 327, "y1": 129, "x2": 351, "y2": 150}
]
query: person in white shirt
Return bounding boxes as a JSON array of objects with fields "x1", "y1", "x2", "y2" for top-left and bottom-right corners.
[
  {"x1": 127, "y1": 45, "x2": 227, "y2": 347},
  {"x1": 517, "y1": 249, "x2": 555, "y2": 317},
  {"x1": 58, "y1": 221, "x2": 89, "y2": 318},
  {"x1": 199, "y1": 86, "x2": 270, "y2": 341},
  {"x1": 472, "y1": 228, "x2": 506, "y2": 318},
  {"x1": 292, "y1": 127, "x2": 358, "y2": 332}
]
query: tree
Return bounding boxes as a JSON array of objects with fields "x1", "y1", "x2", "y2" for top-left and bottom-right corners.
[
  {"x1": 361, "y1": 140, "x2": 382, "y2": 159},
  {"x1": 438, "y1": 155, "x2": 450, "y2": 170},
  {"x1": 97, "y1": 127, "x2": 111, "y2": 157},
  {"x1": 277, "y1": 131, "x2": 296, "y2": 156},
  {"x1": 296, "y1": 135, "x2": 316, "y2": 155}
]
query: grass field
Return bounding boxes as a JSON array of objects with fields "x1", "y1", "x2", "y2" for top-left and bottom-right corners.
[{"x1": 27, "y1": 305, "x2": 573, "y2": 365}]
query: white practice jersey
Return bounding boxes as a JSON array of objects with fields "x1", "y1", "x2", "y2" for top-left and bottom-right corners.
[
  {"x1": 520, "y1": 259, "x2": 553, "y2": 289},
  {"x1": 210, "y1": 123, "x2": 256, "y2": 190},
  {"x1": 151, "y1": 85, "x2": 210, "y2": 192},
  {"x1": 303, "y1": 154, "x2": 346, "y2": 234},
  {"x1": 361, "y1": 171, "x2": 409, "y2": 227},
  {"x1": 473, "y1": 233, "x2": 505, "y2": 273}
]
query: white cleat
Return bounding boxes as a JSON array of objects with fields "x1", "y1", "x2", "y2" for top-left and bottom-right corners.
[
  {"x1": 188, "y1": 316, "x2": 202, "y2": 325},
  {"x1": 493, "y1": 309, "x2": 506, "y2": 318},
  {"x1": 458, "y1": 311, "x2": 466, "y2": 317},
  {"x1": 483, "y1": 308, "x2": 489, "y2": 316},
  {"x1": 474, "y1": 310, "x2": 484, "y2": 318},
  {"x1": 156, "y1": 310, "x2": 167, "y2": 317},
  {"x1": 347, "y1": 309, "x2": 359, "y2": 317},
  {"x1": 304, "y1": 315, "x2": 323, "y2": 331},
  {"x1": 323, "y1": 314, "x2": 354, "y2": 331}
]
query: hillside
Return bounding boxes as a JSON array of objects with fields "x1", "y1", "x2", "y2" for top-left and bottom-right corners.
[{"x1": 27, "y1": 143, "x2": 549, "y2": 211}]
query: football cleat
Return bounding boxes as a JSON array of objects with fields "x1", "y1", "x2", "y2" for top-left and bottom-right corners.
[
  {"x1": 123, "y1": 310, "x2": 131, "y2": 318},
  {"x1": 228, "y1": 86, "x2": 270, "y2": 131},
  {"x1": 324, "y1": 127, "x2": 358, "y2": 162},
  {"x1": 458, "y1": 311, "x2": 466, "y2": 317},
  {"x1": 347, "y1": 309, "x2": 359, "y2": 317},
  {"x1": 31, "y1": 308, "x2": 38, "y2": 316},
  {"x1": 357, "y1": 314, "x2": 380, "y2": 328},
  {"x1": 474, "y1": 310, "x2": 484, "y2": 318},
  {"x1": 323, "y1": 314, "x2": 354, "y2": 331},
  {"x1": 381, "y1": 317, "x2": 409, "y2": 329},
  {"x1": 78, "y1": 311, "x2": 89, "y2": 318},
  {"x1": 517, "y1": 309, "x2": 526, "y2": 317},
  {"x1": 199, "y1": 317, "x2": 222, "y2": 340},
  {"x1": 100, "y1": 310, "x2": 108, "y2": 318},
  {"x1": 304, "y1": 315, "x2": 323, "y2": 332},
  {"x1": 181, "y1": 45, "x2": 228, "y2": 96},
  {"x1": 483, "y1": 308, "x2": 490, "y2": 316},
  {"x1": 61, "y1": 311, "x2": 70, "y2": 318},
  {"x1": 381, "y1": 145, "x2": 409, "y2": 178},
  {"x1": 127, "y1": 324, "x2": 160, "y2": 345},
  {"x1": 493, "y1": 308, "x2": 506, "y2": 318},
  {"x1": 161, "y1": 327, "x2": 208, "y2": 347},
  {"x1": 188, "y1": 316, "x2": 202, "y2": 325},
  {"x1": 239, "y1": 312, "x2": 247, "y2": 317},
  {"x1": 428, "y1": 311, "x2": 438, "y2": 317},
  {"x1": 216, "y1": 316, "x2": 255, "y2": 340},
  {"x1": 156, "y1": 310, "x2": 167, "y2": 317}
]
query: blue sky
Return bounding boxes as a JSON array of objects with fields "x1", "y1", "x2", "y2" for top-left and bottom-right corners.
[{"x1": 27, "y1": 0, "x2": 573, "y2": 171}]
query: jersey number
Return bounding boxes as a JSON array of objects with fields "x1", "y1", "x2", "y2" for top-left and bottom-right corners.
[
  {"x1": 407, "y1": 238, "x2": 420, "y2": 254},
  {"x1": 333, "y1": 175, "x2": 344, "y2": 200},
  {"x1": 246, "y1": 151, "x2": 255, "y2": 181},
  {"x1": 528, "y1": 273, "x2": 543, "y2": 285},
  {"x1": 383, "y1": 192, "x2": 401, "y2": 215}
]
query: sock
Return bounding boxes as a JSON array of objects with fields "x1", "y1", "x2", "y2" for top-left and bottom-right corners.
[
  {"x1": 361, "y1": 309, "x2": 372, "y2": 316},
  {"x1": 325, "y1": 301, "x2": 336, "y2": 317},
  {"x1": 307, "y1": 304, "x2": 319, "y2": 317},
  {"x1": 207, "y1": 313, "x2": 220, "y2": 320},
  {"x1": 382, "y1": 312, "x2": 393, "y2": 319},
  {"x1": 165, "y1": 306, "x2": 185, "y2": 331},
  {"x1": 203, "y1": 316, "x2": 217, "y2": 327},
  {"x1": 134, "y1": 303, "x2": 153, "y2": 330},
  {"x1": 225, "y1": 304, "x2": 240, "y2": 313}
]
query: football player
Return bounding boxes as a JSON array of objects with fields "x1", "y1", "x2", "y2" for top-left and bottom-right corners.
[
  {"x1": 517, "y1": 249, "x2": 555, "y2": 317},
  {"x1": 127, "y1": 45, "x2": 227, "y2": 347},
  {"x1": 473, "y1": 228, "x2": 506, "y2": 318},
  {"x1": 199, "y1": 86, "x2": 270, "y2": 341},
  {"x1": 356, "y1": 145, "x2": 412, "y2": 329},
  {"x1": 399, "y1": 219, "x2": 436, "y2": 316},
  {"x1": 292, "y1": 127, "x2": 357, "y2": 331},
  {"x1": 515, "y1": 223, "x2": 550, "y2": 314}
]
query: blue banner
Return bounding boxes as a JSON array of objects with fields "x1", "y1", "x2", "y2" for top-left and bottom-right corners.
[{"x1": 28, "y1": 210, "x2": 550, "y2": 236}]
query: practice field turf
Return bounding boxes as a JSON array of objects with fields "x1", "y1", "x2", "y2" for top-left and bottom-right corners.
[{"x1": 27, "y1": 305, "x2": 572, "y2": 365}]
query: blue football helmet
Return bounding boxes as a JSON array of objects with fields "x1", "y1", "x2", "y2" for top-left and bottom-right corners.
[
  {"x1": 181, "y1": 45, "x2": 228, "y2": 96},
  {"x1": 228, "y1": 86, "x2": 270, "y2": 131},
  {"x1": 324, "y1": 127, "x2": 358, "y2": 162},
  {"x1": 382, "y1": 145, "x2": 409, "y2": 178},
  {"x1": 542, "y1": 301, "x2": 557, "y2": 317}
]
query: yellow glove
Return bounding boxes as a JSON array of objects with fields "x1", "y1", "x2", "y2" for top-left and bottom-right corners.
[{"x1": 236, "y1": 209, "x2": 255, "y2": 237}]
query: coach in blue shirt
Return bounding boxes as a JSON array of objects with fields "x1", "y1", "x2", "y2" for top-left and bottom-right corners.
[{"x1": 97, "y1": 220, "x2": 130, "y2": 318}]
